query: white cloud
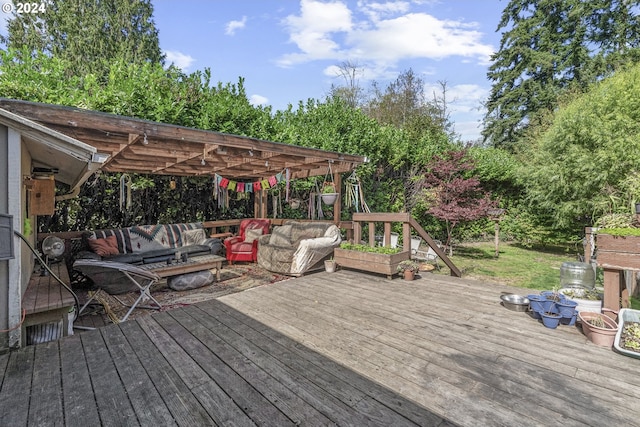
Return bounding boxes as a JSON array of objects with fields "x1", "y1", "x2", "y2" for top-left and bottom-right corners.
[
  {"x1": 358, "y1": 1, "x2": 410, "y2": 22},
  {"x1": 347, "y1": 14, "x2": 493, "y2": 64},
  {"x1": 278, "y1": 0, "x2": 353, "y2": 67},
  {"x1": 278, "y1": 1, "x2": 494, "y2": 70},
  {"x1": 250, "y1": 94, "x2": 269, "y2": 106},
  {"x1": 164, "y1": 50, "x2": 195, "y2": 71},
  {"x1": 225, "y1": 16, "x2": 247, "y2": 35}
]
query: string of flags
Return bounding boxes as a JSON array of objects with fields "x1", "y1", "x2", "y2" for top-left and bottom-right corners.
[{"x1": 213, "y1": 170, "x2": 286, "y2": 196}]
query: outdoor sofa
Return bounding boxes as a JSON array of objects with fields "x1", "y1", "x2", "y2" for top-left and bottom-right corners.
[
  {"x1": 257, "y1": 221, "x2": 341, "y2": 276},
  {"x1": 76, "y1": 222, "x2": 223, "y2": 264}
]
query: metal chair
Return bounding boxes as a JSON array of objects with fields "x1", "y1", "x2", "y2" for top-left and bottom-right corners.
[
  {"x1": 411, "y1": 237, "x2": 442, "y2": 269},
  {"x1": 382, "y1": 232, "x2": 400, "y2": 248},
  {"x1": 73, "y1": 259, "x2": 162, "y2": 323}
]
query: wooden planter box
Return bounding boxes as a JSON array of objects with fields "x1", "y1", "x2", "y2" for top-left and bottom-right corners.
[
  {"x1": 333, "y1": 248, "x2": 410, "y2": 278},
  {"x1": 597, "y1": 234, "x2": 640, "y2": 270}
]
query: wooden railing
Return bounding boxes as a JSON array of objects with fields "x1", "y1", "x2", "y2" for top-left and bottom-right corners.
[{"x1": 348, "y1": 212, "x2": 461, "y2": 277}]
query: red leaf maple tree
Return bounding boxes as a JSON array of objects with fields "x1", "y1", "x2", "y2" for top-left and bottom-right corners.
[{"x1": 422, "y1": 149, "x2": 496, "y2": 255}]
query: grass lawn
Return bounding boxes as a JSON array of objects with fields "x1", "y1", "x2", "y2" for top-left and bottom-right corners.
[
  {"x1": 436, "y1": 241, "x2": 574, "y2": 290},
  {"x1": 436, "y1": 241, "x2": 640, "y2": 309}
]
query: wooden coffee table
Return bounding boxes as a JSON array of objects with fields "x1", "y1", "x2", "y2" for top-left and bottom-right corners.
[{"x1": 139, "y1": 254, "x2": 225, "y2": 281}]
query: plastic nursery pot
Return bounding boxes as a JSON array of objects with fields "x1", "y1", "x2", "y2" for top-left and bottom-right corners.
[
  {"x1": 528, "y1": 295, "x2": 543, "y2": 319},
  {"x1": 542, "y1": 291, "x2": 566, "y2": 303},
  {"x1": 541, "y1": 310, "x2": 562, "y2": 329},
  {"x1": 556, "y1": 299, "x2": 578, "y2": 318},
  {"x1": 559, "y1": 310, "x2": 578, "y2": 326}
]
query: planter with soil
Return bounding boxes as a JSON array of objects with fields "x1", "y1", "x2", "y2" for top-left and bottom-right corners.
[
  {"x1": 334, "y1": 244, "x2": 409, "y2": 279},
  {"x1": 614, "y1": 308, "x2": 640, "y2": 359}
]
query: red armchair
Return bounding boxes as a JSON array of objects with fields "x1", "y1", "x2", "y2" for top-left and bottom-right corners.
[{"x1": 223, "y1": 219, "x2": 271, "y2": 264}]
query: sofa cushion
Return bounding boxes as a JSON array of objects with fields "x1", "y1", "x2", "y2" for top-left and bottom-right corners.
[
  {"x1": 104, "y1": 252, "x2": 144, "y2": 264},
  {"x1": 244, "y1": 228, "x2": 263, "y2": 243},
  {"x1": 230, "y1": 241, "x2": 255, "y2": 253},
  {"x1": 87, "y1": 236, "x2": 120, "y2": 257},
  {"x1": 182, "y1": 229, "x2": 207, "y2": 246},
  {"x1": 291, "y1": 222, "x2": 330, "y2": 243},
  {"x1": 269, "y1": 224, "x2": 293, "y2": 246},
  {"x1": 140, "y1": 248, "x2": 179, "y2": 264},
  {"x1": 180, "y1": 244, "x2": 215, "y2": 257}
]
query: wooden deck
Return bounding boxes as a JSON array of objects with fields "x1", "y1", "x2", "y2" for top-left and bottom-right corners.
[{"x1": 2, "y1": 270, "x2": 640, "y2": 426}]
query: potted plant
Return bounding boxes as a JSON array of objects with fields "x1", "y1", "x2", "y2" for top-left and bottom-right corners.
[
  {"x1": 559, "y1": 287, "x2": 603, "y2": 313},
  {"x1": 321, "y1": 183, "x2": 339, "y2": 205},
  {"x1": 578, "y1": 311, "x2": 618, "y2": 347},
  {"x1": 397, "y1": 260, "x2": 420, "y2": 281},
  {"x1": 540, "y1": 306, "x2": 562, "y2": 329},
  {"x1": 324, "y1": 257, "x2": 336, "y2": 273}
]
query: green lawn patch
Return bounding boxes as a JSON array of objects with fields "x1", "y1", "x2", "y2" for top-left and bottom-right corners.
[{"x1": 436, "y1": 242, "x2": 575, "y2": 290}]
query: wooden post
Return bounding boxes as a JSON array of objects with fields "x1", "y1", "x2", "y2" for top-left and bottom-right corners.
[
  {"x1": 333, "y1": 172, "x2": 341, "y2": 224},
  {"x1": 368, "y1": 221, "x2": 375, "y2": 247},
  {"x1": 383, "y1": 222, "x2": 392, "y2": 247},
  {"x1": 494, "y1": 220, "x2": 500, "y2": 258},
  {"x1": 584, "y1": 227, "x2": 593, "y2": 264},
  {"x1": 353, "y1": 220, "x2": 362, "y2": 245},
  {"x1": 402, "y1": 221, "x2": 411, "y2": 253},
  {"x1": 253, "y1": 191, "x2": 259, "y2": 218},
  {"x1": 603, "y1": 268, "x2": 625, "y2": 312},
  {"x1": 261, "y1": 189, "x2": 268, "y2": 218}
]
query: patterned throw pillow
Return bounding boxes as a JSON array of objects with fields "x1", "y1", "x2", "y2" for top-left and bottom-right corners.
[
  {"x1": 87, "y1": 235, "x2": 119, "y2": 256},
  {"x1": 244, "y1": 228, "x2": 263, "y2": 243}
]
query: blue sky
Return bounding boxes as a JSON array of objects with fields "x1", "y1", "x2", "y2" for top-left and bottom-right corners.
[
  {"x1": 152, "y1": 0, "x2": 507, "y2": 142},
  {"x1": 0, "y1": 0, "x2": 507, "y2": 142}
]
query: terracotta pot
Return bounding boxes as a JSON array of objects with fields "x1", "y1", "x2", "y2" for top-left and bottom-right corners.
[
  {"x1": 403, "y1": 270, "x2": 415, "y2": 281},
  {"x1": 578, "y1": 311, "x2": 618, "y2": 347}
]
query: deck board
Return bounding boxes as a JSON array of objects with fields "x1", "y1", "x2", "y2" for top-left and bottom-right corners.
[
  {"x1": 0, "y1": 346, "x2": 34, "y2": 426},
  {"x1": 99, "y1": 325, "x2": 177, "y2": 426},
  {"x1": 59, "y1": 334, "x2": 101, "y2": 427},
  {"x1": 2, "y1": 269, "x2": 640, "y2": 426},
  {"x1": 119, "y1": 320, "x2": 215, "y2": 426},
  {"x1": 80, "y1": 330, "x2": 139, "y2": 426},
  {"x1": 29, "y1": 341, "x2": 64, "y2": 427}
]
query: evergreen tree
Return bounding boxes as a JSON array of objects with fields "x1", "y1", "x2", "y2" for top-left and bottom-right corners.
[
  {"x1": 483, "y1": 0, "x2": 640, "y2": 148},
  {"x1": 1, "y1": 0, "x2": 164, "y2": 78}
]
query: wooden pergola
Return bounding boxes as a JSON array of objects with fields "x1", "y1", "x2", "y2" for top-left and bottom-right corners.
[{"x1": 0, "y1": 98, "x2": 367, "y2": 219}]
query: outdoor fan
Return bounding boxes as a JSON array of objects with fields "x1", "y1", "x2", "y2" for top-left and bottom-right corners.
[{"x1": 40, "y1": 236, "x2": 65, "y2": 275}]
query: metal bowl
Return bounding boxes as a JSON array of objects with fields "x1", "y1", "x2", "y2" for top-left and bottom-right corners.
[{"x1": 500, "y1": 294, "x2": 530, "y2": 312}]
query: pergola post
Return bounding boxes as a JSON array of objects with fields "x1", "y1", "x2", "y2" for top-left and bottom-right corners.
[
  {"x1": 333, "y1": 172, "x2": 342, "y2": 224},
  {"x1": 253, "y1": 189, "x2": 268, "y2": 218}
]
